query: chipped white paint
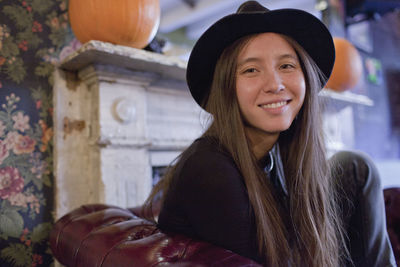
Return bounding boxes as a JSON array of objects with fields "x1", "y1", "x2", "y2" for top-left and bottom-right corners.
[
  {"x1": 60, "y1": 40, "x2": 187, "y2": 81},
  {"x1": 53, "y1": 41, "x2": 204, "y2": 219}
]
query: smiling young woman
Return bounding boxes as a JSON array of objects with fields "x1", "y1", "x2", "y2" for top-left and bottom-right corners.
[
  {"x1": 235, "y1": 33, "x2": 306, "y2": 154},
  {"x1": 142, "y1": 1, "x2": 396, "y2": 266}
]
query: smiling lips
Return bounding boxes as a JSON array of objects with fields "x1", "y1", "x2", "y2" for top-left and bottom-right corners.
[{"x1": 258, "y1": 100, "x2": 289, "y2": 109}]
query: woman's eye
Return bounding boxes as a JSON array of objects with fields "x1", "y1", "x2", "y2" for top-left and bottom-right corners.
[
  {"x1": 280, "y1": 63, "x2": 295, "y2": 69},
  {"x1": 243, "y1": 68, "x2": 258, "y2": 73}
]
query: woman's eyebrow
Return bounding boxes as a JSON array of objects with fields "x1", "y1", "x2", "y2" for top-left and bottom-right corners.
[
  {"x1": 278, "y1": 53, "x2": 299, "y2": 61},
  {"x1": 237, "y1": 57, "x2": 262, "y2": 67},
  {"x1": 237, "y1": 53, "x2": 299, "y2": 67}
]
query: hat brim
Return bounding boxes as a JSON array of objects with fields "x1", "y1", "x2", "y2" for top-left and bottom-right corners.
[{"x1": 186, "y1": 9, "x2": 335, "y2": 108}]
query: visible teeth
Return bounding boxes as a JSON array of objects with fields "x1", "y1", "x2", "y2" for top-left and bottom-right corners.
[{"x1": 260, "y1": 101, "x2": 287, "y2": 108}]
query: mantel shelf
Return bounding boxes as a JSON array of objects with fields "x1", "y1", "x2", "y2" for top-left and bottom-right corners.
[
  {"x1": 59, "y1": 40, "x2": 187, "y2": 81},
  {"x1": 320, "y1": 89, "x2": 374, "y2": 106}
]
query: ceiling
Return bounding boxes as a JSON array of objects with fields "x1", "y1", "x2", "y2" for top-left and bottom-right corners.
[
  {"x1": 345, "y1": 0, "x2": 400, "y2": 24},
  {"x1": 159, "y1": 0, "x2": 320, "y2": 41}
]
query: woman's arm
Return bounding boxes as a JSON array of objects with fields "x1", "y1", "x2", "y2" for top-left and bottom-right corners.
[{"x1": 331, "y1": 151, "x2": 396, "y2": 267}]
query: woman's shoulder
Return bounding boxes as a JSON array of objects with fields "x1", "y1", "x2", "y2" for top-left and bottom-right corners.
[
  {"x1": 175, "y1": 136, "x2": 242, "y2": 182},
  {"x1": 174, "y1": 136, "x2": 246, "y2": 193},
  {"x1": 187, "y1": 136, "x2": 234, "y2": 166}
]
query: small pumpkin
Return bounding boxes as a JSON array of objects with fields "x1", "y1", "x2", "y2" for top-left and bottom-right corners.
[
  {"x1": 326, "y1": 37, "x2": 363, "y2": 92},
  {"x1": 68, "y1": 0, "x2": 160, "y2": 49}
]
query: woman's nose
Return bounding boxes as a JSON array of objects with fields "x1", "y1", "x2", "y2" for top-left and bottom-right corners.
[{"x1": 262, "y1": 70, "x2": 285, "y2": 93}]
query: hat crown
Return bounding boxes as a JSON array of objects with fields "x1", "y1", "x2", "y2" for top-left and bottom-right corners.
[{"x1": 236, "y1": 1, "x2": 269, "y2": 13}]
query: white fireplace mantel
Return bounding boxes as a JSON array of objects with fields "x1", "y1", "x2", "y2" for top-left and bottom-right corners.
[{"x1": 53, "y1": 41, "x2": 205, "y2": 219}]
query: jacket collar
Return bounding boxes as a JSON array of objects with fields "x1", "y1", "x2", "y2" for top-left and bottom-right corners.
[{"x1": 271, "y1": 143, "x2": 289, "y2": 197}]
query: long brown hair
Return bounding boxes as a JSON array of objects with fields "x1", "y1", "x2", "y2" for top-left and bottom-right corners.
[{"x1": 143, "y1": 33, "x2": 348, "y2": 267}]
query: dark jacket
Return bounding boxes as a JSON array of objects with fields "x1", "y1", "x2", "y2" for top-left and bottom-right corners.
[{"x1": 158, "y1": 137, "x2": 396, "y2": 266}]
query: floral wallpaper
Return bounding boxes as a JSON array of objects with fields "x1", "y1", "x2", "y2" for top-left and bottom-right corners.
[{"x1": 0, "y1": 0, "x2": 80, "y2": 266}]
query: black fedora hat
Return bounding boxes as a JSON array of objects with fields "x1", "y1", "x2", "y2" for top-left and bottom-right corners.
[{"x1": 186, "y1": 0, "x2": 335, "y2": 108}]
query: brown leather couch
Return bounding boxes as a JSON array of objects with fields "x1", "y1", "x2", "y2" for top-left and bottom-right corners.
[{"x1": 50, "y1": 204, "x2": 261, "y2": 266}]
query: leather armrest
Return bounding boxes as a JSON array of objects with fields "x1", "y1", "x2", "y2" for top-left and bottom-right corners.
[{"x1": 50, "y1": 204, "x2": 261, "y2": 267}]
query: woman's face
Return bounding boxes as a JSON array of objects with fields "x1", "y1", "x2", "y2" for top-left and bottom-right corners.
[{"x1": 236, "y1": 33, "x2": 306, "y2": 136}]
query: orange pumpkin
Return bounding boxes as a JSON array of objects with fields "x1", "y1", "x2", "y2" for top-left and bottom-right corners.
[
  {"x1": 326, "y1": 37, "x2": 363, "y2": 92},
  {"x1": 68, "y1": 0, "x2": 160, "y2": 49}
]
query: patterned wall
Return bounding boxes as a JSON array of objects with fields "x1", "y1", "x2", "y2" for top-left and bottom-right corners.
[{"x1": 0, "y1": 0, "x2": 80, "y2": 266}]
